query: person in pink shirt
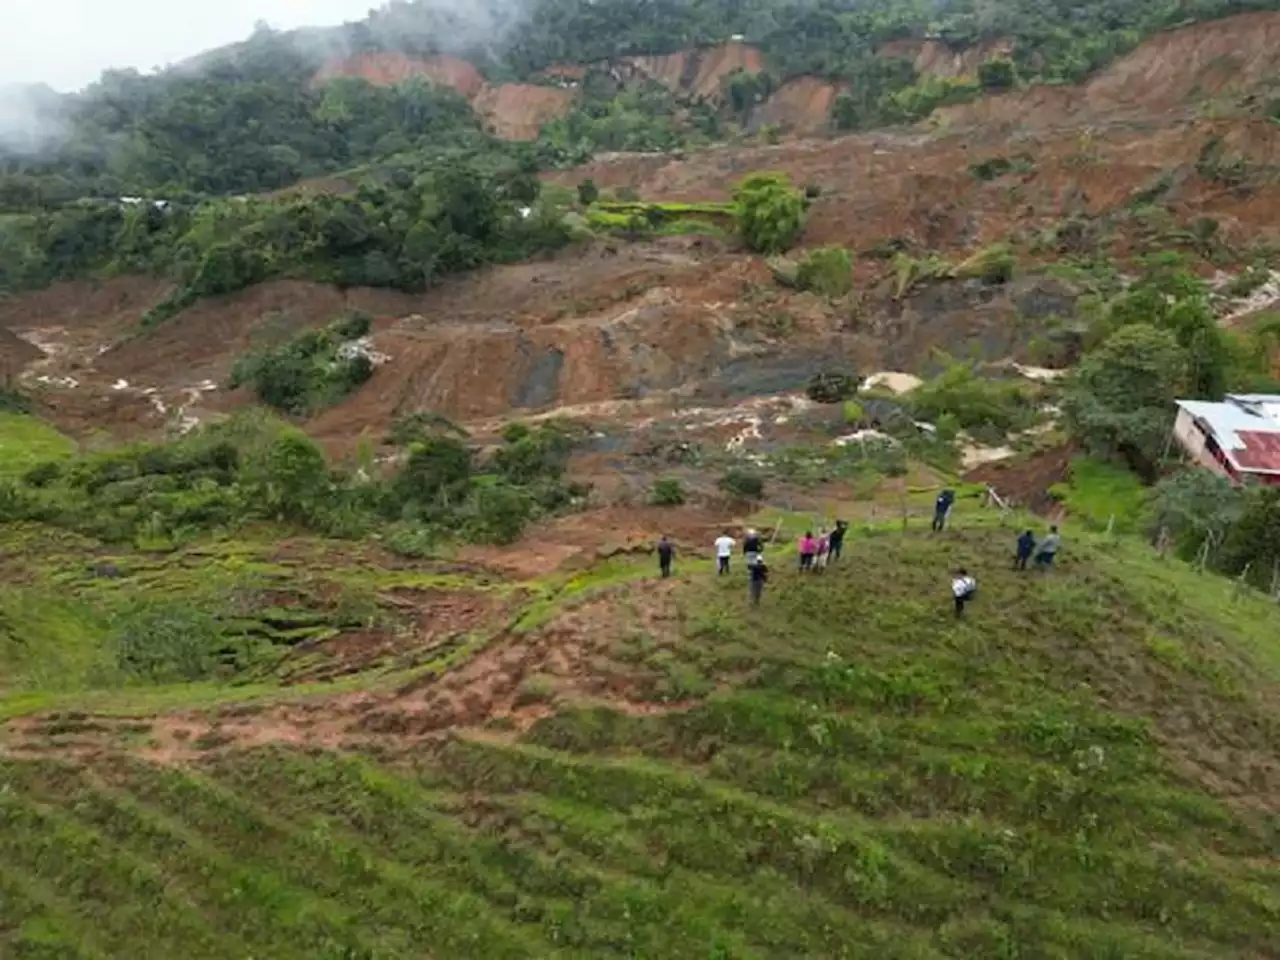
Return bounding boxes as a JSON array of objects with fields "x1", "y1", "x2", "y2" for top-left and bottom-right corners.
[{"x1": 798, "y1": 531, "x2": 817, "y2": 572}]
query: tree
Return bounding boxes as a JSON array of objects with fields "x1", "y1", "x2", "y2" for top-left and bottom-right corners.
[
  {"x1": 1150, "y1": 467, "x2": 1244, "y2": 558},
  {"x1": 1217, "y1": 486, "x2": 1280, "y2": 590},
  {"x1": 240, "y1": 428, "x2": 329, "y2": 523},
  {"x1": 1061, "y1": 324, "x2": 1188, "y2": 481},
  {"x1": 733, "y1": 173, "x2": 806, "y2": 255}
]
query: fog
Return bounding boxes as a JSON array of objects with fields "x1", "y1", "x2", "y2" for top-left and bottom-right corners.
[
  {"x1": 0, "y1": 0, "x2": 542, "y2": 152},
  {"x1": 1, "y1": 1, "x2": 380, "y2": 92}
]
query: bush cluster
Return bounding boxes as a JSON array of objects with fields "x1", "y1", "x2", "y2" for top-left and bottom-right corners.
[
  {"x1": 0, "y1": 411, "x2": 589, "y2": 551},
  {"x1": 229, "y1": 312, "x2": 376, "y2": 415}
]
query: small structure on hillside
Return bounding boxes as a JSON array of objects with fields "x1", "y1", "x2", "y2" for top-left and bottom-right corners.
[{"x1": 1172, "y1": 394, "x2": 1280, "y2": 485}]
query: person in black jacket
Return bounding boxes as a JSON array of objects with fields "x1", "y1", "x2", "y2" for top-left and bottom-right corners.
[
  {"x1": 657, "y1": 535, "x2": 675, "y2": 578},
  {"x1": 1014, "y1": 529, "x2": 1035, "y2": 570},
  {"x1": 743, "y1": 528, "x2": 762, "y2": 568},
  {"x1": 749, "y1": 555, "x2": 769, "y2": 605},
  {"x1": 828, "y1": 520, "x2": 847, "y2": 563}
]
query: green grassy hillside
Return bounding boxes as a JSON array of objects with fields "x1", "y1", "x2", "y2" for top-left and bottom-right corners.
[{"x1": 1, "y1": 525, "x2": 1278, "y2": 958}]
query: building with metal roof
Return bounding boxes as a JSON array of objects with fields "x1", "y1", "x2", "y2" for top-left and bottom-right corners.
[{"x1": 1172, "y1": 395, "x2": 1280, "y2": 484}]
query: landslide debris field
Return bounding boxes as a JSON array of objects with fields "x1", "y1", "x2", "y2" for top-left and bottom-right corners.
[
  {"x1": 3, "y1": 521, "x2": 1279, "y2": 958},
  {"x1": 3, "y1": 14, "x2": 1280, "y2": 446}
]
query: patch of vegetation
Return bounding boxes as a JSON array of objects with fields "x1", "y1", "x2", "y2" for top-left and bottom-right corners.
[
  {"x1": 1049, "y1": 456, "x2": 1149, "y2": 533},
  {"x1": 718, "y1": 468, "x2": 766, "y2": 502},
  {"x1": 734, "y1": 172, "x2": 806, "y2": 255},
  {"x1": 977, "y1": 56, "x2": 1019, "y2": 91},
  {"x1": 906, "y1": 359, "x2": 1041, "y2": 438},
  {"x1": 794, "y1": 246, "x2": 854, "y2": 297},
  {"x1": 649, "y1": 478, "x2": 686, "y2": 506},
  {"x1": 228, "y1": 312, "x2": 376, "y2": 415},
  {"x1": 0, "y1": 410, "x2": 586, "y2": 551},
  {"x1": 969, "y1": 153, "x2": 1034, "y2": 182},
  {"x1": 0, "y1": 412, "x2": 77, "y2": 479},
  {"x1": 806, "y1": 370, "x2": 860, "y2": 404},
  {"x1": 584, "y1": 198, "x2": 735, "y2": 239}
]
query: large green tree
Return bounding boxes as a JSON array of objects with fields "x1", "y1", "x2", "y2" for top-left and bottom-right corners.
[{"x1": 1061, "y1": 324, "x2": 1189, "y2": 481}]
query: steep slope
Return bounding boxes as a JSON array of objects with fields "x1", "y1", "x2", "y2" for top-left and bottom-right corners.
[{"x1": 621, "y1": 40, "x2": 766, "y2": 102}]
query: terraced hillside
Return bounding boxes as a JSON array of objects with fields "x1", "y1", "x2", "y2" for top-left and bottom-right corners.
[{"x1": 2, "y1": 522, "x2": 1278, "y2": 958}]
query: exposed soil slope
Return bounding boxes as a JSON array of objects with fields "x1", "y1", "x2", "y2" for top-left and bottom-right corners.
[
  {"x1": 471, "y1": 83, "x2": 577, "y2": 140},
  {"x1": 314, "y1": 52, "x2": 485, "y2": 98},
  {"x1": 752, "y1": 75, "x2": 844, "y2": 132},
  {"x1": 621, "y1": 41, "x2": 766, "y2": 103}
]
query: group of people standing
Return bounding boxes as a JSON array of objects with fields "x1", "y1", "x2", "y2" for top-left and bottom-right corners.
[
  {"x1": 654, "y1": 498, "x2": 1064, "y2": 616},
  {"x1": 658, "y1": 521, "x2": 850, "y2": 605}
]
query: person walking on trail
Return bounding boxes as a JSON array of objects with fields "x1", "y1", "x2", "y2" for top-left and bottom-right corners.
[
  {"x1": 798, "y1": 531, "x2": 817, "y2": 572},
  {"x1": 1035, "y1": 525, "x2": 1062, "y2": 569},
  {"x1": 749, "y1": 555, "x2": 769, "y2": 605},
  {"x1": 1014, "y1": 529, "x2": 1036, "y2": 571},
  {"x1": 714, "y1": 530, "x2": 735, "y2": 575},
  {"x1": 814, "y1": 530, "x2": 830, "y2": 572},
  {"x1": 828, "y1": 520, "x2": 847, "y2": 563},
  {"x1": 951, "y1": 568, "x2": 977, "y2": 617},
  {"x1": 744, "y1": 528, "x2": 763, "y2": 568},
  {"x1": 932, "y1": 488, "x2": 956, "y2": 532},
  {"x1": 657, "y1": 535, "x2": 675, "y2": 578}
]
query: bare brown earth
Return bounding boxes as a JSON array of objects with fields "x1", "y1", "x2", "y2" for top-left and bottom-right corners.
[
  {"x1": 314, "y1": 52, "x2": 486, "y2": 99},
  {"x1": 621, "y1": 41, "x2": 767, "y2": 103}
]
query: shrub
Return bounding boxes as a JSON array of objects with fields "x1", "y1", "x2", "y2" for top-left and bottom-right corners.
[
  {"x1": 577, "y1": 179, "x2": 600, "y2": 206},
  {"x1": 229, "y1": 313, "x2": 378, "y2": 415},
  {"x1": 239, "y1": 428, "x2": 330, "y2": 523},
  {"x1": 650, "y1": 478, "x2": 686, "y2": 506},
  {"x1": 466, "y1": 484, "x2": 534, "y2": 545},
  {"x1": 111, "y1": 603, "x2": 224, "y2": 683},
  {"x1": 977, "y1": 57, "x2": 1018, "y2": 91},
  {"x1": 907, "y1": 361, "x2": 1036, "y2": 437},
  {"x1": 733, "y1": 173, "x2": 806, "y2": 254},
  {"x1": 719, "y1": 468, "x2": 765, "y2": 501},
  {"x1": 969, "y1": 153, "x2": 1034, "y2": 181},
  {"x1": 955, "y1": 243, "x2": 1016, "y2": 284},
  {"x1": 807, "y1": 371, "x2": 860, "y2": 404},
  {"x1": 0, "y1": 387, "x2": 31, "y2": 414},
  {"x1": 795, "y1": 246, "x2": 853, "y2": 297}
]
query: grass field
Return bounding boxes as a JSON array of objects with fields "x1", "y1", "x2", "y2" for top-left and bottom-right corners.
[{"x1": 2, "y1": 519, "x2": 1278, "y2": 958}]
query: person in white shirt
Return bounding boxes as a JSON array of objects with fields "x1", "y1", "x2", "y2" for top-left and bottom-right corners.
[
  {"x1": 951, "y1": 568, "x2": 977, "y2": 617},
  {"x1": 714, "y1": 531, "x2": 736, "y2": 574}
]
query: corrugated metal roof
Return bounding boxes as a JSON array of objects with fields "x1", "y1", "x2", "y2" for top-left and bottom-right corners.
[
  {"x1": 1234, "y1": 431, "x2": 1280, "y2": 473},
  {"x1": 1175, "y1": 399, "x2": 1280, "y2": 475}
]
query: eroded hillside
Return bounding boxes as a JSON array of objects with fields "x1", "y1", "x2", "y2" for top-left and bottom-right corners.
[{"x1": 1, "y1": 14, "x2": 1278, "y2": 453}]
